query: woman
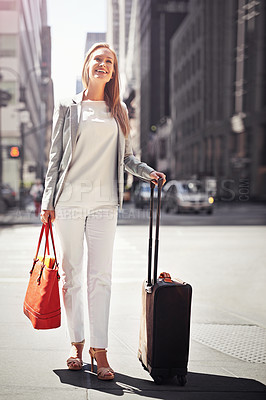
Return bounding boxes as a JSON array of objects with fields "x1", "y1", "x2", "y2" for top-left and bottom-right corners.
[{"x1": 40, "y1": 43, "x2": 166, "y2": 380}]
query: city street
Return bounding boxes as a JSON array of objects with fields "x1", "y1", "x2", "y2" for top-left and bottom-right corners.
[
  {"x1": 0, "y1": 222, "x2": 265, "y2": 399},
  {"x1": 0, "y1": 199, "x2": 266, "y2": 227}
]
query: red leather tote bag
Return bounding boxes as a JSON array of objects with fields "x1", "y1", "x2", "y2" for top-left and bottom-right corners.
[{"x1": 23, "y1": 217, "x2": 61, "y2": 329}]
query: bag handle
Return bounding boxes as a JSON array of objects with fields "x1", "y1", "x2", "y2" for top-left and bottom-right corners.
[
  {"x1": 48, "y1": 217, "x2": 58, "y2": 266},
  {"x1": 32, "y1": 216, "x2": 58, "y2": 267},
  {"x1": 42, "y1": 217, "x2": 58, "y2": 266}
]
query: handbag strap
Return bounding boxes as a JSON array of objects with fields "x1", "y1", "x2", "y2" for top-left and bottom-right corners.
[
  {"x1": 34, "y1": 216, "x2": 58, "y2": 267},
  {"x1": 48, "y1": 217, "x2": 58, "y2": 266},
  {"x1": 42, "y1": 222, "x2": 50, "y2": 260},
  {"x1": 34, "y1": 223, "x2": 45, "y2": 260}
]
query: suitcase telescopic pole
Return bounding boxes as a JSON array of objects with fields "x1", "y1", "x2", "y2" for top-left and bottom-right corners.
[
  {"x1": 147, "y1": 180, "x2": 155, "y2": 288},
  {"x1": 153, "y1": 178, "x2": 163, "y2": 285}
]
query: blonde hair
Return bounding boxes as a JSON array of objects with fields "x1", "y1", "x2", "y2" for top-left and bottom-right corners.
[{"x1": 82, "y1": 42, "x2": 130, "y2": 137}]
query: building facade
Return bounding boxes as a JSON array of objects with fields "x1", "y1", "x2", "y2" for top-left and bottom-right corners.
[
  {"x1": 0, "y1": 0, "x2": 53, "y2": 204},
  {"x1": 168, "y1": 0, "x2": 266, "y2": 200},
  {"x1": 76, "y1": 32, "x2": 106, "y2": 94},
  {"x1": 136, "y1": 0, "x2": 189, "y2": 167},
  {"x1": 107, "y1": 0, "x2": 140, "y2": 165}
]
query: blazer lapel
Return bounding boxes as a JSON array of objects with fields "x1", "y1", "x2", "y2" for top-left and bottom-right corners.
[{"x1": 70, "y1": 91, "x2": 84, "y2": 150}]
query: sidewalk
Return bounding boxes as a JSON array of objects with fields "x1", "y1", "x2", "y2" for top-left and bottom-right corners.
[{"x1": 0, "y1": 223, "x2": 265, "y2": 399}]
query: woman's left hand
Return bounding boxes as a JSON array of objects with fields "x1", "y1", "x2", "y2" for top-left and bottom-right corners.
[{"x1": 149, "y1": 171, "x2": 167, "y2": 186}]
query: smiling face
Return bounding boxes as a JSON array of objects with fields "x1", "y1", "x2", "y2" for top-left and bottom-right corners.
[{"x1": 87, "y1": 47, "x2": 115, "y2": 84}]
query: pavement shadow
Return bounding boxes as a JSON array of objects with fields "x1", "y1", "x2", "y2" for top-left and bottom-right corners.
[{"x1": 53, "y1": 364, "x2": 266, "y2": 399}]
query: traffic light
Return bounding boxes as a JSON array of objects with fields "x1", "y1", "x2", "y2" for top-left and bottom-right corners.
[
  {"x1": 7, "y1": 146, "x2": 21, "y2": 159},
  {"x1": 41, "y1": 61, "x2": 49, "y2": 78}
]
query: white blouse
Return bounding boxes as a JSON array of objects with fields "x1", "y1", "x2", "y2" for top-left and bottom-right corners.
[{"x1": 56, "y1": 100, "x2": 118, "y2": 210}]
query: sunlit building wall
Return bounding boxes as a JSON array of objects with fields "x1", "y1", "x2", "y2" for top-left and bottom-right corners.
[
  {"x1": 107, "y1": 0, "x2": 120, "y2": 60},
  {"x1": 76, "y1": 32, "x2": 106, "y2": 94},
  {"x1": 136, "y1": 0, "x2": 189, "y2": 168},
  {"x1": 169, "y1": 0, "x2": 266, "y2": 200},
  {"x1": 107, "y1": 0, "x2": 140, "y2": 163},
  {"x1": 0, "y1": 0, "x2": 53, "y2": 198}
]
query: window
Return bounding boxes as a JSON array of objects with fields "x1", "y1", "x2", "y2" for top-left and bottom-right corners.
[
  {"x1": 197, "y1": 81, "x2": 201, "y2": 100},
  {"x1": 192, "y1": 115, "x2": 195, "y2": 132},
  {"x1": 197, "y1": 49, "x2": 201, "y2": 69},
  {"x1": 0, "y1": 34, "x2": 17, "y2": 57},
  {"x1": 159, "y1": 138, "x2": 167, "y2": 159}
]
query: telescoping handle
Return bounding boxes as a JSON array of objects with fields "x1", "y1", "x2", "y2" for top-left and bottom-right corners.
[{"x1": 147, "y1": 177, "x2": 164, "y2": 290}]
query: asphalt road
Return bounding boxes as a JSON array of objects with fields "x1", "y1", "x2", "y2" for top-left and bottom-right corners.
[
  {"x1": 0, "y1": 223, "x2": 265, "y2": 399},
  {"x1": 118, "y1": 201, "x2": 266, "y2": 226}
]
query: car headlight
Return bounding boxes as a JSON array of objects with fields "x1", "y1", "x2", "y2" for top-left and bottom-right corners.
[{"x1": 208, "y1": 196, "x2": 214, "y2": 204}]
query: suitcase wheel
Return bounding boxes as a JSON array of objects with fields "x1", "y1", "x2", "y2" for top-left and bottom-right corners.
[
  {"x1": 152, "y1": 375, "x2": 165, "y2": 385},
  {"x1": 177, "y1": 375, "x2": 187, "y2": 386}
]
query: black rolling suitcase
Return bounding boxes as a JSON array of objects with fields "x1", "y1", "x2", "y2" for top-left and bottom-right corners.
[{"x1": 138, "y1": 178, "x2": 192, "y2": 385}]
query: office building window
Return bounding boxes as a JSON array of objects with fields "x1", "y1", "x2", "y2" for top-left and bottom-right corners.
[
  {"x1": 0, "y1": 1, "x2": 16, "y2": 10},
  {"x1": 192, "y1": 115, "x2": 195, "y2": 133},
  {"x1": 197, "y1": 80, "x2": 201, "y2": 100},
  {"x1": 197, "y1": 49, "x2": 201, "y2": 69},
  {"x1": 197, "y1": 111, "x2": 201, "y2": 129},
  {"x1": 197, "y1": 16, "x2": 201, "y2": 37},
  {"x1": 159, "y1": 138, "x2": 167, "y2": 159},
  {"x1": 0, "y1": 34, "x2": 17, "y2": 57}
]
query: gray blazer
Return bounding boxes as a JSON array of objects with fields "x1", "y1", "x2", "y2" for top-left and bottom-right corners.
[{"x1": 41, "y1": 91, "x2": 155, "y2": 211}]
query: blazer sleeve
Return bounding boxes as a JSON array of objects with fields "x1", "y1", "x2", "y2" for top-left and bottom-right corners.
[
  {"x1": 122, "y1": 103, "x2": 155, "y2": 180},
  {"x1": 124, "y1": 133, "x2": 155, "y2": 180},
  {"x1": 41, "y1": 102, "x2": 66, "y2": 210}
]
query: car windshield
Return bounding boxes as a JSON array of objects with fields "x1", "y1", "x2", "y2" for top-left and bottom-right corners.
[{"x1": 179, "y1": 182, "x2": 204, "y2": 193}]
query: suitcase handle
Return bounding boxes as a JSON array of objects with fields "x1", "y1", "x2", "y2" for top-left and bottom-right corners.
[{"x1": 147, "y1": 177, "x2": 164, "y2": 291}]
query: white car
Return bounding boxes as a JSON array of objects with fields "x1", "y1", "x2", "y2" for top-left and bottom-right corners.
[{"x1": 163, "y1": 180, "x2": 214, "y2": 214}]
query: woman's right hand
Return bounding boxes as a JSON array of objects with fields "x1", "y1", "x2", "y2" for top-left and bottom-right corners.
[{"x1": 40, "y1": 209, "x2": 55, "y2": 224}]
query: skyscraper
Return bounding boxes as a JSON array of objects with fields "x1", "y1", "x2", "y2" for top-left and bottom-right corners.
[
  {"x1": 136, "y1": 0, "x2": 189, "y2": 165},
  {"x1": 168, "y1": 0, "x2": 266, "y2": 200},
  {"x1": 0, "y1": 0, "x2": 53, "y2": 203}
]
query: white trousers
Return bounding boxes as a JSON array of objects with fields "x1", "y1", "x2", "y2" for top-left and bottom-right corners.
[{"x1": 53, "y1": 206, "x2": 118, "y2": 348}]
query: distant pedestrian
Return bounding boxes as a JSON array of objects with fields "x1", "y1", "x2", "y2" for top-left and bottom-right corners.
[
  {"x1": 30, "y1": 179, "x2": 43, "y2": 216},
  {"x1": 40, "y1": 42, "x2": 166, "y2": 379}
]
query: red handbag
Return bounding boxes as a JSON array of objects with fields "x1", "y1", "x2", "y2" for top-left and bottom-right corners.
[{"x1": 23, "y1": 217, "x2": 61, "y2": 329}]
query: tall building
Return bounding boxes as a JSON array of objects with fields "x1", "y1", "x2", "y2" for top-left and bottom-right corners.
[
  {"x1": 84, "y1": 32, "x2": 106, "y2": 54},
  {"x1": 107, "y1": 0, "x2": 120, "y2": 60},
  {"x1": 76, "y1": 32, "x2": 106, "y2": 94},
  {"x1": 167, "y1": 0, "x2": 266, "y2": 200},
  {"x1": 136, "y1": 0, "x2": 189, "y2": 166},
  {"x1": 107, "y1": 0, "x2": 136, "y2": 95},
  {"x1": 0, "y1": 0, "x2": 53, "y2": 205},
  {"x1": 107, "y1": 0, "x2": 140, "y2": 164}
]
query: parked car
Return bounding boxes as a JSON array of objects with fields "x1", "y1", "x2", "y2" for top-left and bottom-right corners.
[
  {"x1": 0, "y1": 183, "x2": 16, "y2": 210},
  {"x1": 163, "y1": 180, "x2": 214, "y2": 214},
  {"x1": 134, "y1": 182, "x2": 159, "y2": 209}
]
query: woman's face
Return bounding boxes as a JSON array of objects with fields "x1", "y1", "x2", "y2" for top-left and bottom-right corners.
[{"x1": 87, "y1": 47, "x2": 115, "y2": 84}]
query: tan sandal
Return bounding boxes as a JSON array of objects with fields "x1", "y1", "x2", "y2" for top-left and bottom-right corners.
[
  {"x1": 67, "y1": 339, "x2": 85, "y2": 370},
  {"x1": 89, "y1": 348, "x2": 115, "y2": 380}
]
